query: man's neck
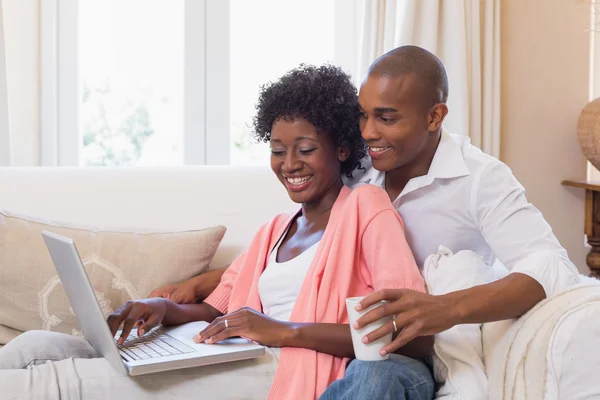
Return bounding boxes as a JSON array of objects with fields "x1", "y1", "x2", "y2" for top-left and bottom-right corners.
[{"x1": 384, "y1": 130, "x2": 442, "y2": 201}]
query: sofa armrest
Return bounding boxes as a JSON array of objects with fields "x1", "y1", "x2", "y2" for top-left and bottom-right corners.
[{"x1": 486, "y1": 281, "x2": 600, "y2": 400}]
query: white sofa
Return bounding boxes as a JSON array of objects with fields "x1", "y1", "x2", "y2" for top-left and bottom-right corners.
[
  {"x1": 1, "y1": 166, "x2": 600, "y2": 399},
  {"x1": 0, "y1": 166, "x2": 296, "y2": 270}
]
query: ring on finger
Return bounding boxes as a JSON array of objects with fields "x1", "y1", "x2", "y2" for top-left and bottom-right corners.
[
  {"x1": 225, "y1": 319, "x2": 229, "y2": 329},
  {"x1": 392, "y1": 320, "x2": 398, "y2": 333}
]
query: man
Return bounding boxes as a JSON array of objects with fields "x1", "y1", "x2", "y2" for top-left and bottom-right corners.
[
  {"x1": 346, "y1": 45, "x2": 578, "y2": 353},
  {"x1": 151, "y1": 46, "x2": 580, "y2": 398}
]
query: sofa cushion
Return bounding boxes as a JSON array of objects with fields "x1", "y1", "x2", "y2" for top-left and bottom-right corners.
[{"x1": 0, "y1": 209, "x2": 226, "y2": 345}]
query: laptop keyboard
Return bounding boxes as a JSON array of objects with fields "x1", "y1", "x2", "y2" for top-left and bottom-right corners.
[{"x1": 116, "y1": 330, "x2": 195, "y2": 361}]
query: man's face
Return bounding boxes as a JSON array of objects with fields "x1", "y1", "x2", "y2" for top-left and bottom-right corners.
[{"x1": 358, "y1": 73, "x2": 433, "y2": 172}]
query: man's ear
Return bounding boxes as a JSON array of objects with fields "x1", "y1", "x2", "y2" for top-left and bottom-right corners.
[
  {"x1": 427, "y1": 103, "x2": 449, "y2": 131},
  {"x1": 338, "y1": 146, "x2": 350, "y2": 162}
]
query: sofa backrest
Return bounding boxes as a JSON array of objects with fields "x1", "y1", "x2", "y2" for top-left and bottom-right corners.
[{"x1": 0, "y1": 166, "x2": 296, "y2": 268}]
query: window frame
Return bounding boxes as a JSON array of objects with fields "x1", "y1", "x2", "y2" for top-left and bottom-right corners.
[
  {"x1": 40, "y1": 0, "x2": 359, "y2": 166},
  {"x1": 0, "y1": 1, "x2": 11, "y2": 165}
]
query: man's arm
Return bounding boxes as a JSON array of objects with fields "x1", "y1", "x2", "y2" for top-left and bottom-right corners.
[
  {"x1": 354, "y1": 273, "x2": 544, "y2": 355},
  {"x1": 193, "y1": 267, "x2": 228, "y2": 301},
  {"x1": 443, "y1": 159, "x2": 581, "y2": 323},
  {"x1": 473, "y1": 161, "x2": 580, "y2": 299},
  {"x1": 355, "y1": 160, "x2": 580, "y2": 354},
  {"x1": 445, "y1": 273, "x2": 545, "y2": 324},
  {"x1": 444, "y1": 160, "x2": 581, "y2": 322},
  {"x1": 149, "y1": 267, "x2": 228, "y2": 304}
]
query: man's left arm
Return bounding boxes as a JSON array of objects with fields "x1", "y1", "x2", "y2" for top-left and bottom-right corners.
[{"x1": 354, "y1": 161, "x2": 580, "y2": 354}]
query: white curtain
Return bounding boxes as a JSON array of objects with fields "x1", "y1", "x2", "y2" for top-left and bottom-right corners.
[
  {"x1": 358, "y1": 0, "x2": 501, "y2": 157},
  {"x1": 0, "y1": 1, "x2": 11, "y2": 166}
]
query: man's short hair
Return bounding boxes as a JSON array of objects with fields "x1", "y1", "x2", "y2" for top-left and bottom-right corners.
[{"x1": 368, "y1": 45, "x2": 449, "y2": 107}]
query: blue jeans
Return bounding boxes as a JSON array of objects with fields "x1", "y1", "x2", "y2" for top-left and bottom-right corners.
[{"x1": 319, "y1": 355, "x2": 435, "y2": 400}]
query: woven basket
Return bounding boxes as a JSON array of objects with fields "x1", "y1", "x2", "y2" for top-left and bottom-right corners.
[{"x1": 578, "y1": 98, "x2": 600, "y2": 171}]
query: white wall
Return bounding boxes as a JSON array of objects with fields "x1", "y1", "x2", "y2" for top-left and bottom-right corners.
[
  {"x1": 500, "y1": 0, "x2": 590, "y2": 272},
  {"x1": 4, "y1": 0, "x2": 40, "y2": 166}
]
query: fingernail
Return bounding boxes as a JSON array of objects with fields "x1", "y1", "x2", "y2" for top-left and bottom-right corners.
[
  {"x1": 362, "y1": 336, "x2": 369, "y2": 344},
  {"x1": 352, "y1": 322, "x2": 359, "y2": 329},
  {"x1": 380, "y1": 349, "x2": 387, "y2": 356},
  {"x1": 192, "y1": 335, "x2": 200, "y2": 343},
  {"x1": 139, "y1": 329, "x2": 144, "y2": 336},
  {"x1": 354, "y1": 304, "x2": 362, "y2": 311},
  {"x1": 206, "y1": 337, "x2": 214, "y2": 344}
]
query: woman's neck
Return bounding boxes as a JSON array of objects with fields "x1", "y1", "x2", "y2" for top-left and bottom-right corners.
[{"x1": 300, "y1": 179, "x2": 344, "y2": 226}]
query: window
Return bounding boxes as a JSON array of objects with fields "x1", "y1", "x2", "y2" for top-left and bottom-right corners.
[
  {"x1": 80, "y1": 0, "x2": 184, "y2": 166},
  {"x1": 230, "y1": 0, "x2": 336, "y2": 165},
  {"x1": 41, "y1": 0, "x2": 359, "y2": 167}
]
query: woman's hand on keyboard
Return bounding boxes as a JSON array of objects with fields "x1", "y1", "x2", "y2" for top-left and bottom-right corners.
[
  {"x1": 107, "y1": 298, "x2": 168, "y2": 345},
  {"x1": 193, "y1": 307, "x2": 293, "y2": 347}
]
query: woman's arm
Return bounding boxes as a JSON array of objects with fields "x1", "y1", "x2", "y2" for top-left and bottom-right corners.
[
  {"x1": 162, "y1": 301, "x2": 223, "y2": 326},
  {"x1": 194, "y1": 308, "x2": 433, "y2": 359},
  {"x1": 193, "y1": 307, "x2": 357, "y2": 358},
  {"x1": 284, "y1": 322, "x2": 433, "y2": 359},
  {"x1": 284, "y1": 323, "x2": 354, "y2": 358}
]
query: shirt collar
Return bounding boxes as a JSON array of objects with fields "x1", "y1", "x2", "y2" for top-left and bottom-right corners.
[
  {"x1": 355, "y1": 128, "x2": 471, "y2": 196},
  {"x1": 355, "y1": 158, "x2": 384, "y2": 187},
  {"x1": 427, "y1": 128, "x2": 471, "y2": 180}
]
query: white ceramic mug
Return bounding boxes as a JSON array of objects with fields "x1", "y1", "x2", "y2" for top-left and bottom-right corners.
[{"x1": 346, "y1": 296, "x2": 393, "y2": 361}]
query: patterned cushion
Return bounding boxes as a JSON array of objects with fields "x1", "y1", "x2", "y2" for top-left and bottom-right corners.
[{"x1": 0, "y1": 209, "x2": 226, "y2": 344}]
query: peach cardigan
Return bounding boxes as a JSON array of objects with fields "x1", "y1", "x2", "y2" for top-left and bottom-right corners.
[{"x1": 205, "y1": 185, "x2": 426, "y2": 399}]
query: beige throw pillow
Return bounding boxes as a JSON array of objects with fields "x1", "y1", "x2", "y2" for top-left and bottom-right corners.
[{"x1": 0, "y1": 210, "x2": 226, "y2": 345}]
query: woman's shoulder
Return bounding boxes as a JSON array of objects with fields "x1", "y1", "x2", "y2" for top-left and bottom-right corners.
[
  {"x1": 347, "y1": 184, "x2": 394, "y2": 209},
  {"x1": 337, "y1": 184, "x2": 397, "y2": 222},
  {"x1": 349, "y1": 183, "x2": 387, "y2": 196}
]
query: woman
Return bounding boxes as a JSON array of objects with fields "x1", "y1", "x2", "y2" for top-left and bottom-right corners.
[{"x1": 0, "y1": 65, "x2": 433, "y2": 399}]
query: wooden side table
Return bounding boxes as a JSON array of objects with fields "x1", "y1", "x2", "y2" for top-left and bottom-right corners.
[{"x1": 562, "y1": 180, "x2": 600, "y2": 277}]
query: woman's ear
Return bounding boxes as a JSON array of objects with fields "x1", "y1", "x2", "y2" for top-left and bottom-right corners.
[{"x1": 338, "y1": 146, "x2": 350, "y2": 162}]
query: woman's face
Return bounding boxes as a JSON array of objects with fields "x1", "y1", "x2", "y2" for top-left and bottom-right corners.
[{"x1": 270, "y1": 118, "x2": 348, "y2": 204}]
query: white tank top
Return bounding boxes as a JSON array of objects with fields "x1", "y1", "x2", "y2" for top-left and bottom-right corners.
[{"x1": 258, "y1": 229, "x2": 320, "y2": 322}]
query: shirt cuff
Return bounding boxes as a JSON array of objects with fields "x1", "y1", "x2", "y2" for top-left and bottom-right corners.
[{"x1": 510, "y1": 251, "x2": 581, "y2": 298}]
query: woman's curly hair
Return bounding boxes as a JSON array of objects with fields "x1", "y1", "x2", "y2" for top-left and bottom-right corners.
[{"x1": 252, "y1": 64, "x2": 366, "y2": 179}]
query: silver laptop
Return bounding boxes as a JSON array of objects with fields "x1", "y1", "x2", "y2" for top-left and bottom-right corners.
[{"x1": 41, "y1": 230, "x2": 265, "y2": 376}]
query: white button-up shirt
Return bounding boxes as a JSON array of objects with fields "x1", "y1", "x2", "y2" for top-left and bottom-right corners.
[{"x1": 347, "y1": 129, "x2": 580, "y2": 297}]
